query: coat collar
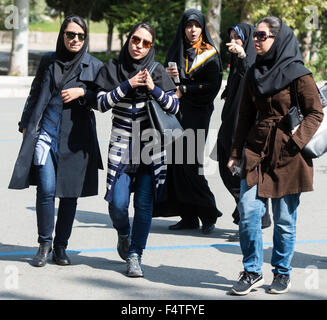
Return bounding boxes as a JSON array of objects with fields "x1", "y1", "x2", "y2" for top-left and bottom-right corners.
[{"x1": 48, "y1": 52, "x2": 92, "y2": 85}]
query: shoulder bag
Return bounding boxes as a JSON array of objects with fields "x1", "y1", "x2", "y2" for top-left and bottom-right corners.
[
  {"x1": 288, "y1": 81, "x2": 327, "y2": 158},
  {"x1": 146, "y1": 62, "x2": 183, "y2": 145}
]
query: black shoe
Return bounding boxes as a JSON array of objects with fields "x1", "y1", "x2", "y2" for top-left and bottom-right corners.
[
  {"x1": 168, "y1": 220, "x2": 199, "y2": 230},
  {"x1": 216, "y1": 209, "x2": 223, "y2": 218},
  {"x1": 117, "y1": 234, "x2": 131, "y2": 261},
  {"x1": 202, "y1": 224, "x2": 215, "y2": 234},
  {"x1": 52, "y1": 246, "x2": 71, "y2": 266},
  {"x1": 32, "y1": 242, "x2": 52, "y2": 267},
  {"x1": 231, "y1": 270, "x2": 264, "y2": 295},
  {"x1": 228, "y1": 231, "x2": 240, "y2": 242},
  {"x1": 268, "y1": 273, "x2": 291, "y2": 294}
]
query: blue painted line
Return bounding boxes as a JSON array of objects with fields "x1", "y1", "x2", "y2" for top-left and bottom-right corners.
[
  {"x1": 0, "y1": 139, "x2": 21, "y2": 143},
  {"x1": 0, "y1": 239, "x2": 326, "y2": 257}
]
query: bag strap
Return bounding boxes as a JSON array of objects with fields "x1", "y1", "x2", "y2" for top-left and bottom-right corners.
[
  {"x1": 290, "y1": 79, "x2": 304, "y2": 118},
  {"x1": 146, "y1": 62, "x2": 159, "y2": 100},
  {"x1": 148, "y1": 62, "x2": 159, "y2": 76}
]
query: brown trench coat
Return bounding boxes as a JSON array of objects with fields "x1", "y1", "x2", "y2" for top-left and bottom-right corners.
[{"x1": 230, "y1": 74, "x2": 324, "y2": 198}]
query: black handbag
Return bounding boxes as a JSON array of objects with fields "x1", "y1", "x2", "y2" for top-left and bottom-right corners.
[
  {"x1": 288, "y1": 80, "x2": 327, "y2": 158},
  {"x1": 146, "y1": 62, "x2": 183, "y2": 145}
]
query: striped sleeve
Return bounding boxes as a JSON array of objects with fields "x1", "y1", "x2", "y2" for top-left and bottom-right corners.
[
  {"x1": 96, "y1": 80, "x2": 132, "y2": 113},
  {"x1": 150, "y1": 86, "x2": 179, "y2": 115}
]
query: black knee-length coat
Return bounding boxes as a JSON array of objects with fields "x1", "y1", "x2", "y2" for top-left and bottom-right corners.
[{"x1": 8, "y1": 52, "x2": 103, "y2": 197}]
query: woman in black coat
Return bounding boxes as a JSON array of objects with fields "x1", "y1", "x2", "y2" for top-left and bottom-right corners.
[
  {"x1": 210, "y1": 23, "x2": 271, "y2": 229},
  {"x1": 153, "y1": 9, "x2": 223, "y2": 234},
  {"x1": 8, "y1": 15, "x2": 103, "y2": 267}
]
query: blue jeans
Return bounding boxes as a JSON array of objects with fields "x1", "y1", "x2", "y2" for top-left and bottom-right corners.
[
  {"x1": 109, "y1": 165, "x2": 154, "y2": 257},
  {"x1": 35, "y1": 151, "x2": 77, "y2": 248},
  {"x1": 238, "y1": 179, "x2": 299, "y2": 275}
]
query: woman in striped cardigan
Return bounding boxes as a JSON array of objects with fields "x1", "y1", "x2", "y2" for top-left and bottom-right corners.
[{"x1": 94, "y1": 23, "x2": 179, "y2": 277}]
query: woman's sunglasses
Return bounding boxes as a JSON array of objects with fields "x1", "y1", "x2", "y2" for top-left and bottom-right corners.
[
  {"x1": 64, "y1": 31, "x2": 86, "y2": 41},
  {"x1": 253, "y1": 31, "x2": 275, "y2": 42},
  {"x1": 130, "y1": 35, "x2": 152, "y2": 49}
]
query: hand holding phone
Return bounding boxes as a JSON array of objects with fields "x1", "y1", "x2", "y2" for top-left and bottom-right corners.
[{"x1": 168, "y1": 61, "x2": 180, "y2": 84}]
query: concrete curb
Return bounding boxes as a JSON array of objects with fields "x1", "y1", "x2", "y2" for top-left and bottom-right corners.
[
  {"x1": 0, "y1": 77, "x2": 325, "y2": 99},
  {"x1": 0, "y1": 76, "x2": 33, "y2": 98}
]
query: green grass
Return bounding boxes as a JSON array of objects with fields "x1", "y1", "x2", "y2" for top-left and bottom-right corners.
[{"x1": 29, "y1": 17, "x2": 108, "y2": 33}]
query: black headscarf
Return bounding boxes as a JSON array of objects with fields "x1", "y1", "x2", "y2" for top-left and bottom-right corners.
[
  {"x1": 164, "y1": 8, "x2": 218, "y2": 81},
  {"x1": 248, "y1": 20, "x2": 311, "y2": 96},
  {"x1": 95, "y1": 25, "x2": 176, "y2": 99},
  {"x1": 54, "y1": 17, "x2": 89, "y2": 91},
  {"x1": 228, "y1": 22, "x2": 256, "y2": 71}
]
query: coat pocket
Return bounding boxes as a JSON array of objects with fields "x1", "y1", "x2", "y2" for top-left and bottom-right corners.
[
  {"x1": 277, "y1": 134, "x2": 300, "y2": 168},
  {"x1": 246, "y1": 122, "x2": 271, "y2": 155}
]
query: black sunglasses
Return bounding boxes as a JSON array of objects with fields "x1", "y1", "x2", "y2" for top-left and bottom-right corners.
[
  {"x1": 253, "y1": 31, "x2": 275, "y2": 42},
  {"x1": 64, "y1": 31, "x2": 86, "y2": 41}
]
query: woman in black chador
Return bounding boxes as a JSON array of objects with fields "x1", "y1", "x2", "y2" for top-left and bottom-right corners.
[
  {"x1": 153, "y1": 9, "x2": 223, "y2": 234},
  {"x1": 211, "y1": 23, "x2": 271, "y2": 229},
  {"x1": 9, "y1": 15, "x2": 103, "y2": 267}
]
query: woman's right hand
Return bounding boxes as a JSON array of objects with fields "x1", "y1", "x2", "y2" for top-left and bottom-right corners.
[
  {"x1": 165, "y1": 66, "x2": 179, "y2": 79},
  {"x1": 22, "y1": 128, "x2": 26, "y2": 138},
  {"x1": 129, "y1": 70, "x2": 146, "y2": 88},
  {"x1": 227, "y1": 157, "x2": 240, "y2": 175},
  {"x1": 226, "y1": 42, "x2": 245, "y2": 57}
]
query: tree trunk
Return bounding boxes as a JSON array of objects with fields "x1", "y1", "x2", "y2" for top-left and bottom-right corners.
[
  {"x1": 185, "y1": 0, "x2": 201, "y2": 10},
  {"x1": 302, "y1": 30, "x2": 312, "y2": 64},
  {"x1": 87, "y1": 11, "x2": 91, "y2": 52},
  {"x1": 8, "y1": 0, "x2": 29, "y2": 76},
  {"x1": 207, "y1": 0, "x2": 222, "y2": 51},
  {"x1": 310, "y1": 28, "x2": 321, "y2": 63},
  {"x1": 106, "y1": 20, "x2": 114, "y2": 56},
  {"x1": 119, "y1": 32, "x2": 124, "y2": 49},
  {"x1": 240, "y1": 0, "x2": 254, "y2": 24}
]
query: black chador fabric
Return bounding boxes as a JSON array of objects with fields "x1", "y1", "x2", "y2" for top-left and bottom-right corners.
[
  {"x1": 153, "y1": 9, "x2": 223, "y2": 222},
  {"x1": 54, "y1": 24, "x2": 88, "y2": 91},
  {"x1": 95, "y1": 30, "x2": 175, "y2": 98},
  {"x1": 218, "y1": 23, "x2": 256, "y2": 155},
  {"x1": 248, "y1": 20, "x2": 311, "y2": 96}
]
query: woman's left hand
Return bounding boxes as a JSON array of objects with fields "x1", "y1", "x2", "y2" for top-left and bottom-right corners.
[
  {"x1": 176, "y1": 86, "x2": 182, "y2": 99},
  {"x1": 61, "y1": 88, "x2": 85, "y2": 103},
  {"x1": 144, "y1": 69, "x2": 155, "y2": 91}
]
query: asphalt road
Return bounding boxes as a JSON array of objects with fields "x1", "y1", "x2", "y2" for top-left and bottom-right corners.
[{"x1": 0, "y1": 95, "x2": 326, "y2": 302}]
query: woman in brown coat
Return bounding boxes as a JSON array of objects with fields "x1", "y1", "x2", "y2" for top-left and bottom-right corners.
[{"x1": 227, "y1": 17, "x2": 324, "y2": 296}]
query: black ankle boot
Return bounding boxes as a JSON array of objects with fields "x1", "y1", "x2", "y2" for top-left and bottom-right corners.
[
  {"x1": 32, "y1": 242, "x2": 52, "y2": 267},
  {"x1": 52, "y1": 246, "x2": 71, "y2": 266}
]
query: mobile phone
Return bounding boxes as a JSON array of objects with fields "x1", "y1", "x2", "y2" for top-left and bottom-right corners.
[
  {"x1": 168, "y1": 61, "x2": 180, "y2": 84},
  {"x1": 232, "y1": 165, "x2": 241, "y2": 176}
]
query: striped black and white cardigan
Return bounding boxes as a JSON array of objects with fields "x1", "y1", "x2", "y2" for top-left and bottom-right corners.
[{"x1": 96, "y1": 79, "x2": 179, "y2": 202}]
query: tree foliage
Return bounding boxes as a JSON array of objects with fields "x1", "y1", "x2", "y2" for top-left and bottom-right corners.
[
  {"x1": 46, "y1": 0, "x2": 185, "y2": 63},
  {"x1": 220, "y1": 0, "x2": 327, "y2": 79}
]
